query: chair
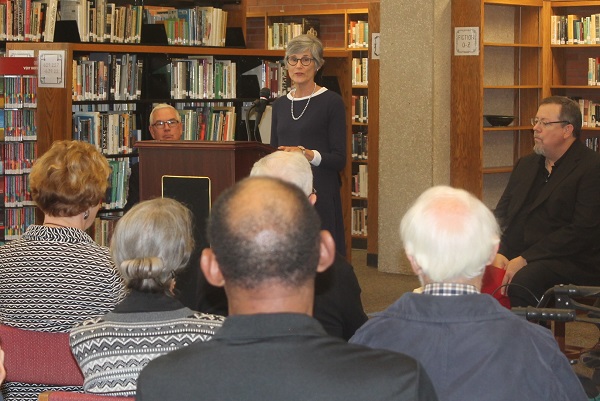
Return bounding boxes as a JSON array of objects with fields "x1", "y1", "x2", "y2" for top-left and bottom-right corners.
[
  {"x1": 38, "y1": 391, "x2": 134, "y2": 400},
  {"x1": 0, "y1": 325, "x2": 134, "y2": 401},
  {"x1": 0, "y1": 324, "x2": 83, "y2": 386}
]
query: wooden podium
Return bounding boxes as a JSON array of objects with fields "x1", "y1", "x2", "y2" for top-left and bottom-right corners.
[{"x1": 135, "y1": 140, "x2": 273, "y2": 204}]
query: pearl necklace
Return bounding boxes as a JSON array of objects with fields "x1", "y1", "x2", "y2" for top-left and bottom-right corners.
[{"x1": 291, "y1": 83, "x2": 317, "y2": 121}]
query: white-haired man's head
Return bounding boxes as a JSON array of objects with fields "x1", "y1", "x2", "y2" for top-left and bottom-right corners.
[
  {"x1": 250, "y1": 151, "x2": 313, "y2": 197},
  {"x1": 400, "y1": 186, "x2": 500, "y2": 284}
]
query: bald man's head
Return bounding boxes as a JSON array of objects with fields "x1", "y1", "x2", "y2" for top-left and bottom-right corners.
[{"x1": 207, "y1": 177, "x2": 322, "y2": 289}]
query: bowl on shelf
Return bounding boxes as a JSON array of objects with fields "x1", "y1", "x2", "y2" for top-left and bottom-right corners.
[{"x1": 484, "y1": 115, "x2": 515, "y2": 127}]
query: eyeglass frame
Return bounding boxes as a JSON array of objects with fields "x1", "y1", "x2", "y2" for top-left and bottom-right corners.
[
  {"x1": 286, "y1": 56, "x2": 316, "y2": 67},
  {"x1": 152, "y1": 119, "x2": 181, "y2": 129},
  {"x1": 530, "y1": 118, "x2": 571, "y2": 128}
]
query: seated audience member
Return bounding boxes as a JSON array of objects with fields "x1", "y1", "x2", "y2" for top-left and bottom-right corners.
[
  {"x1": 198, "y1": 151, "x2": 368, "y2": 340},
  {"x1": 493, "y1": 96, "x2": 600, "y2": 306},
  {"x1": 0, "y1": 140, "x2": 126, "y2": 400},
  {"x1": 136, "y1": 177, "x2": 438, "y2": 401},
  {"x1": 70, "y1": 198, "x2": 224, "y2": 397},
  {"x1": 251, "y1": 151, "x2": 368, "y2": 340},
  {"x1": 350, "y1": 186, "x2": 587, "y2": 401}
]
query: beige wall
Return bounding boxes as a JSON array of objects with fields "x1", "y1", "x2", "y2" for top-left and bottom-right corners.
[{"x1": 378, "y1": 0, "x2": 451, "y2": 273}]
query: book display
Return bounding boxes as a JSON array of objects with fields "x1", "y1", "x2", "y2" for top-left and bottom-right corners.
[
  {"x1": 349, "y1": 9, "x2": 369, "y2": 249},
  {"x1": 451, "y1": 0, "x2": 542, "y2": 208},
  {"x1": 544, "y1": 1, "x2": 600, "y2": 152},
  {"x1": 0, "y1": 56, "x2": 38, "y2": 243}
]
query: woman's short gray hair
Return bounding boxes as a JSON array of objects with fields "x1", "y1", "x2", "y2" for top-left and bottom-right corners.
[
  {"x1": 111, "y1": 198, "x2": 194, "y2": 294},
  {"x1": 285, "y1": 34, "x2": 325, "y2": 70}
]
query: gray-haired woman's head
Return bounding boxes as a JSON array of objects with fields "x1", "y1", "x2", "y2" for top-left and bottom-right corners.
[{"x1": 111, "y1": 198, "x2": 194, "y2": 295}]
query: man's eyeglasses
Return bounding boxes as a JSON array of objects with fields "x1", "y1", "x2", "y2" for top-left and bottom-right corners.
[
  {"x1": 152, "y1": 119, "x2": 180, "y2": 129},
  {"x1": 287, "y1": 56, "x2": 315, "y2": 67},
  {"x1": 530, "y1": 118, "x2": 571, "y2": 128}
]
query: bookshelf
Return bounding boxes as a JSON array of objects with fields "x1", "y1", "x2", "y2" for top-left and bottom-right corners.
[
  {"x1": 5, "y1": 2, "x2": 379, "y2": 263},
  {"x1": 0, "y1": 57, "x2": 38, "y2": 243},
  {"x1": 4, "y1": 40, "x2": 352, "y2": 245},
  {"x1": 245, "y1": 6, "x2": 380, "y2": 261},
  {"x1": 543, "y1": 0, "x2": 600, "y2": 150},
  {"x1": 451, "y1": 0, "x2": 542, "y2": 208}
]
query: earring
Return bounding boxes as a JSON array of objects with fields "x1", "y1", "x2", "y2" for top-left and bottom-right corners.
[{"x1": 83, "y1": 210, "x2": 90, "y2": 220}]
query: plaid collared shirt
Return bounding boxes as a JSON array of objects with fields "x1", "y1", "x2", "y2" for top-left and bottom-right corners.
[{"x1": 422, "y1": 282, "x2": 479, "y2": 296}]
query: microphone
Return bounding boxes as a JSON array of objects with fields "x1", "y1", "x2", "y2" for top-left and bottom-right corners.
[
  {"x1": 253, "y1": 87, "x2": 271, "y2": 112},
  {"x1": 512, "y1": 306, "x2": 577, "y2": 322},
  {"x1": 252, "y1": 87, "x2": 271, "y2": 142}
]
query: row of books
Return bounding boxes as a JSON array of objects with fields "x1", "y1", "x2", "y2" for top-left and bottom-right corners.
[
  {"x1": 352, "y1": 164, "x2": 368, "y2": 198},
  {"x1": 550, "y1": 14, "x2": 600, "y2": 45},
  {"x1": 171, "y1": 57, "x2": 236, "y2": 100},
  {"x1": 577, "y1": 98, "x2": 600, "y2": 128},
  {"x1": 351, "y1": 206, "x2": 367, "y2": 236},
  {"x1": 73, "y1": 103, "x2": 136, "y2": 114},
  {"x1": 0, "y1": 108, "x2": 37, "y2": 142},
  {"x1": 147, "y1": 6, "x2": 228, "y2": 47},
  {"x1": 1, "y1": 206, "x2": 36, "y2": 241},
  {"x1": 242, "y1": 60, "x2": 289, "y2": 99},
  {"x1": 103, "y1": 158, "x2": 129, "y2": 210},
  {"x1": 348, "y1": 20, "x2": 368, "y2": 49},
  {"x1": 267, "y1": 18, "x2": 320, "y2": 50},
  {"x1": 72, "y1": 53, "x2": 143, "y2": 101},
  {"x1": 0, "y1": 75, "x2": 37, "y2": 109},
  {"x1": 352, "y1": 132, "x2": 368, "y2": 161},
  {"x1": 73, "y1": 111, "x2": 140, "y2": 155},
  {"x1": 352, "y1": 57, "x2": 368, "y2": 86},
  {"x1": 0, "y1": 0, "x2": 58, "y2": 42},
  {"x1": 178, "y1": 104, "x2": 236, "y2": 141},
  {"x1": 3, "y1": 174, "x2": 33, "y2": 207},
  {"x1": 92, "y1": 216, "x2": 117, "y2": 247},
  {"x1": 588, "y1": 58, "x2": 600, "y2": 87},
  {"x1": 352, "y1": 95, "x2": 368, "y2": 123},
  {"x1": 585, "y1": 136, "x2": 600, "y2": 152},
  {"x1": 1, "y1": 141, "x2": 36, "y2": 174}
]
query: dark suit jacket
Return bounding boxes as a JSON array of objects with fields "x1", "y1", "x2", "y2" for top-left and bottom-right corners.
[
  {"x1": 495, "y1": 140, "x2": 600, "y2": 272},
  {"x1": 136, "y1": 313, "x2": 438, "y2": 401}
]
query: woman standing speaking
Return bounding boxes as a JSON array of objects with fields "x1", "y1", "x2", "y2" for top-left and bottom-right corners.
[{"x1": 271, "y1": 34, "x2": 347, "y2": 256}]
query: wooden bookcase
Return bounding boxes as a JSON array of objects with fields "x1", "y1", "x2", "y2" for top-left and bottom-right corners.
[
  {"x1": 4, "y1": 41, "x2": 352, "y2": 246},
  {"x1": 542, "y1": 0, "x2": 600, "y2": 148},
  {"x1": 0, "y1": 57, "x2": 38, "y2": 243},
  {"x1": 6, "y1": 2, "x2": 381, "y2": 263},
  {"x1": 451, "y1": 0, "x2": 542, "y2": 208}
]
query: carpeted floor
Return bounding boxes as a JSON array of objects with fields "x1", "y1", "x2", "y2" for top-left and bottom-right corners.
[{"x1": 351, "y1": 248, "x2": 600, "y2": 395}]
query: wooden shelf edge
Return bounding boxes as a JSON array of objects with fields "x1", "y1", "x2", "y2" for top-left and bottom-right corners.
[
  {"x1": 484, "y1": 125, "x2": 533, "y2": 131},
  {"x1": 483, "y1": 85, "x2": 542, "y2": 89},
  {"x1": 484, "y1": 42, "x2": 541, "y2": 47},
  {"x1": 551, "y1": 44, "x2": 600, "y2": 48},
  {"x1": 484, "y1": 0, "x2": 542, "y2": 6},
  {"x1": 551, "y1": 1, "x2": 600, "y2": 7},
  {"x1": 552, "y1": 85, "x2": 600, "y2": 89},
  {"x1": 483, "y1": 166, "x2": 514, "y2": 174}
]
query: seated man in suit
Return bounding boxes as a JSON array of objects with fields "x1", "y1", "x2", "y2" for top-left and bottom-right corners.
[
  {"x1": 350, "y1": 186, "x2": 586, "y2": 401},
  {"x1": 493, "y1": 96, "x2": 600, "y2": 306},
  {"x1": 198, "y1": 151, "x2": 368, "y2": 340},
  {"x1": 136, "y1": 177, "x2": 438, "y2": 401}
]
